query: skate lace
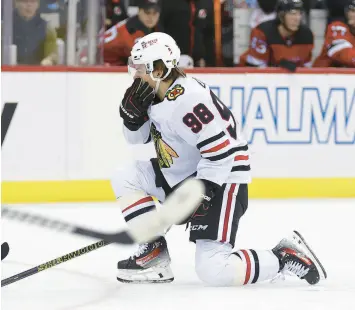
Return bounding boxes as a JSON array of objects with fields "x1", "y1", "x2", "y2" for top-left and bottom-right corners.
[
  {"x1": 284, "y1": 261, "x2": 309, "y2": 278},
  {"x1": 271, "y1": 261, "x2": 309, "y2": 283},
  {"x1": 131, "y1": 243, "x2": 149, "y2": 259}
]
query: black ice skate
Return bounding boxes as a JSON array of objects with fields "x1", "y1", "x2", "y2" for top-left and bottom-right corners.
[
  {"x1": 272, "y1": 230, "x2": 327, "y2": 285},
  {"x1": 117, "y1": 236, "x2": 174, "y2": 283}
]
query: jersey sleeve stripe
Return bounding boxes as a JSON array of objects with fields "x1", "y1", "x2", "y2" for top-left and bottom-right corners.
[
  {"x1": 204, "y1": 145, "x2": 250, "y2": 162},
  {"x1": 235, "y1": 155, "x2": 249, "y2": 161},
  {"x1": 328, "y1": 41, "x2": 353, "y2": 57},
  {"x1": 197, "y1": 131, "x2": 225, "y2": 149},
  {"x1": 204, "y1": 147, "x2": 236, "y2": 161},
  {"x1": 235, "y1": 145, "x2": 249, "y2": 152},
  {"x1": 246, "y1": 55, "x2": 267, "y2": 67},
  {"x1": 200, "y1": 139, "x2": 230, "y2": 154},
  {"x1": 232, "y1": 165, "x2": 251, "y2": 172}
]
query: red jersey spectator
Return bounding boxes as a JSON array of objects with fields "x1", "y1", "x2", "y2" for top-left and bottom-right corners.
[
  {"x1": 313, "y1": 0, "x2": 355, "y2": 67},
  {"x1": 104, "y1": 0, "x2": 161, "y2": 66},
  {"x1": 239, "y1": 0, "x2": 314, "y2": 71}
]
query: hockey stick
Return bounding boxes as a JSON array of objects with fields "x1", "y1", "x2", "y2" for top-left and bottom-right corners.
[
  {"x1": 1, "y1": 179, "x2": 203, "y2": 287},
  {"x1": 1, "y1": 207, "x2": 134, "y2": 245},
  {"x1": 1, "y1": 102, "x2": 18, "y2": 146},
  {"x1": 1, "y1": 243, "x2": 10, "y2": 261},
  {"x1": 1, "y1": 103, "x2": 18, "y2": 260},
  {"x1": 1, "y1": 238, "x2": 111, "y2": 287}
]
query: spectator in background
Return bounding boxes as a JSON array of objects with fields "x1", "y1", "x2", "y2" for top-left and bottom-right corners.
[
  {"x1": 239, "y1": 0, "x2": 314, "y2": 71},
  {"x1": 104, "y1": 0, "x2": 161, "y2": 66},
  {"x1": 313, "y1": 0, "x2": 355, "y2": 67},
  {"x1": 221, "y1": 0, "x2": 236, "y2": 66},
  {"x1": 250, "y1": 0, "x2": 277, "y2": 28},
  {"x1": 39, "y1": 0, "x2": 66, "y2": 39},
  {"x1": 160, "y1": 0, "x2": 215, "y2": 67},
  {"x1": 39, "y1": 0, "x2": 88, "y2": 40},
  {"x1": 106, "y1": 0, "x2": 128, "y2": 30},
  {"x1": 250, "y1": 0, "x2": 311, "y2": 28},
  {"x1": 325, "y1": 0, "x2": 350, "y2": 23},
  {"x1": 13, "y1": 0, "x2": 58, "y2": 65}
]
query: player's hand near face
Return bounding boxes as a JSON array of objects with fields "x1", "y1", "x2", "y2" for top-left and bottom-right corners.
[{"x1": 120, "y1": 78, "x2": 155, "y2": 128}]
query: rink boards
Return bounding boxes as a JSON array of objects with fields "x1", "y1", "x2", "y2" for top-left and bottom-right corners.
[{"x1": 1, "y1": 67, "x2": 355, "y2": 202}]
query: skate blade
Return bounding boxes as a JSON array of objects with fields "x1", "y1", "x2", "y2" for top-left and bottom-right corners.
[
  {"x1": 116, "y1": 266, "x2": 174, "y2": 284},
  {"x1": 117, "y1": 276, "x2": 174, "y2": 284},
  {"x1": 292, "y1": 230, "x2": 327, "y2": 281}
]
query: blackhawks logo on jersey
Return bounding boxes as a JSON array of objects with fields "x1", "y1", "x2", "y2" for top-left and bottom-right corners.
[
  {"x1": 165, "y1": 84, "x2": 185, "y2": 101},
  {"x1": 151, "y1": 124, "x2": 179, "y2": 168}
]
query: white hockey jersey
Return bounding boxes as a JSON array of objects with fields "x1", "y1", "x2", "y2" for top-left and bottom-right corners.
[{"x1": 123, "y1": 76, "x2": 251, "y2": 188}]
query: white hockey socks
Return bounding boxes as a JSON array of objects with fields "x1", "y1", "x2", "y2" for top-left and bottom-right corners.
[
  {"x1": 233, "y1": 249, "x2": 280, "y2": 284},
  {"x1": 195, "y1": 240, "x2": 280, "y2": 286},
  {"x1": 119, "y1": 192, "x2": 157, "y2": 223}
]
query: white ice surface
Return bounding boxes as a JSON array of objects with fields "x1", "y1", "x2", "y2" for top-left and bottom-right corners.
[{"x1": 1, "y1": 199, "x2": 355, "y2": 310}]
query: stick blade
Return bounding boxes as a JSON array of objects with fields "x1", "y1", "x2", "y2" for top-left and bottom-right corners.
[
  {"x1": 128, "y1": 179, "x2": 204, "y2": 243},
  {"x1": 1, "y1": 242, "x2": 10, "y2": 260}
]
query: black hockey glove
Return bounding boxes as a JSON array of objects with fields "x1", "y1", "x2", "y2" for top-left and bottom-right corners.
[
  {"x1": 191, "y1": 179, "x2": 222, "y2": 219},
  {"x1": 120, "y1": 78, "x2": 155, "y2": 129},
  {"x1": 279, "y1": 59, "x2": 297, "y2": 72}
]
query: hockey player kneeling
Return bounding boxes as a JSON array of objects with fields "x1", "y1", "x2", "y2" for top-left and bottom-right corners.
[{"x1": 111, "y1": 32, "x2": 327, "y2": 286}]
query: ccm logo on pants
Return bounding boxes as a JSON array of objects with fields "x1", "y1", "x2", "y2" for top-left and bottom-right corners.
[{"x1": 191, "y1": 225, "x2": 208, "y2": 231}]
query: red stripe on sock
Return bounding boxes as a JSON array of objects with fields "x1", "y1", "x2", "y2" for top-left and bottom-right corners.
[
  {"x1": 122, "y1": 196, "x2": 154, "y2": 213},
  {"x1": 221, "y1": 184, "x2": 236, "y2": 242},
  {"x1": 241, "y1": 250, "x2": 251, "y2": 285}
]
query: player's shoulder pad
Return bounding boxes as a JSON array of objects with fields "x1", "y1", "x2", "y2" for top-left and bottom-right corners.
[
  {"x1": 257, "y1": 20, "x2": 278, "y2": 41},
  {"x1": 327, "y1": 19, "x2": 350, "y2": 34},
  {"x1": 295, "y1": 24, "x2": 314, "y2": 44},
  {"x1": 165, "y1": 77, "x2": 207, "y2": 102},
  {"x1": 328, "y1": 19, "x2": 348, "y2": 29},
  {"x1": 168, "y1": 77, "x2": 210, "y2": 111},
  {"x1": 165, "y1": 83, "x2": 186, "y2": 101}
]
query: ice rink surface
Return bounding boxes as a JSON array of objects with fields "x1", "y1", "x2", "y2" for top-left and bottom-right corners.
[{"x1": 1, "y1": 199, "x2": 355, "y2": 310}]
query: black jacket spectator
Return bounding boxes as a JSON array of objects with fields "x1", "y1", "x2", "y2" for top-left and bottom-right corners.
[
  {"x1": 106, "y1": 0, "x2": 128, "y2": 30},
  {"x1": 325, "y1": 0, "x2": 349, "y2": 23},
  {"x1": 257, "y1": 0, "x2": 278, "y2": 14},
  {"x1": 160, "y1": 0, "x2": 215, "y2": 66}
]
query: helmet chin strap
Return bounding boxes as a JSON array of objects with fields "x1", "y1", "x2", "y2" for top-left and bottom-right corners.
[
  {"x1": 154, "y1": 78, "x2": 162, "y2": 94},
  {"x1": 150, "y1": 68, "x2": 172, "y2": 94}
]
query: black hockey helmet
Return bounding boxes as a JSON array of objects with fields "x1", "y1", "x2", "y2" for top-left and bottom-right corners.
[
  {"x1": 276, "y1": 0, "x2": 303, "y2": 32},
  {"x1": 345, "y1": 0, "x2": 355, "y2": 11},
  {"x1": 276, "y1": 0, "x2": 303, "y2": 14},
  {"x1": 345, "y1": 0, "x2": 355, "y2": 32}
]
